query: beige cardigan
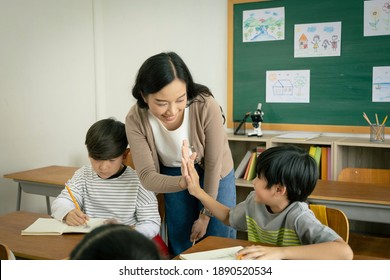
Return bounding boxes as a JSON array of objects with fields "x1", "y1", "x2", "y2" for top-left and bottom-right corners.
[{"x1": 125, "y1": 95, "x2": 234, "y2": 199}]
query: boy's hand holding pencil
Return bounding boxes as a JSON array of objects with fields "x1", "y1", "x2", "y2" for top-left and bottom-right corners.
[{"x1": 64, "y1": 185, "x2": 89, "y2": 226}]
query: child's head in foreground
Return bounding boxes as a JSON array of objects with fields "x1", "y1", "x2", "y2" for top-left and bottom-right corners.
[
  {"x1": 70, "y1": 224, "x2": 162, "y2": 260},
  {"x1": 254, "y1": 145, "x2": 318, "y2": 203}
]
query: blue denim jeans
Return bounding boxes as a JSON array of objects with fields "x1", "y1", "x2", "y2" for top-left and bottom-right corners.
[{"x1": 162, "y1": 164, "x2": 237, "y2": 256}]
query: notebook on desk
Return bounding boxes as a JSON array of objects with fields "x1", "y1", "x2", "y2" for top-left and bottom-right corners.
[
  {"x1": 21, "y1": 217, "x2": 106, "y2": 235},
  {"x1": 179, "y1": 246, "x2": 244, "y2": 260}
]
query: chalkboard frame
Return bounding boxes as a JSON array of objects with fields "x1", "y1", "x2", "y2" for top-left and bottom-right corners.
[{"x1": 227, "y1": 0, "x2": 390, "y2": 134}]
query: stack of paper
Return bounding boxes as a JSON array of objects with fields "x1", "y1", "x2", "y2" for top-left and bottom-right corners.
[{"x1": 275, "y1": 132, "x2": 321, "y2": 140}]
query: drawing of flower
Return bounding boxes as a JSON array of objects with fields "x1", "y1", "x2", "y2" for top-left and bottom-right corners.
[
  {"x1": 383, "y1": 2, "x2": 390, "y2": 28},
  {"x1": 369, "y1": 8, "x2": 381, "y2": 30}
]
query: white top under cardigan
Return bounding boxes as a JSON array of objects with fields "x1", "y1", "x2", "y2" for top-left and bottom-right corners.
[{"x1": 148, "y1": 107, "x2": 191, "y2": 167}]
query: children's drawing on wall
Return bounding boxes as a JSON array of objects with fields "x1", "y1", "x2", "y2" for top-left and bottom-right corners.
[
  {"x1": 266, "y1": 70, "x2": 310, "y2": 103},
  {"x1": 364, "y1": 0, "x2": 390, "y2": 36},
  {"x1": 372, "y1": 66, "x2": 390, "y2": 102},
  {"x1": 294, "y1": 22, "x2": 342, "y2": 58},
  {"x1": 243, "y1": 7, "x2": 285, "y2": 42}
]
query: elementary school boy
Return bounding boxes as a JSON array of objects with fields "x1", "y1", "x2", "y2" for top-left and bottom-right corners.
[
  {"x1": 51, "y1": 118, "x2": 161, "y2": 239},
  {"x1": 183, "y1": 145, "x2": 353, "y2": 260}
]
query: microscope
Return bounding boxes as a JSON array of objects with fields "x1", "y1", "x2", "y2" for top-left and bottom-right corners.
[{"x1": 248, "y1": 103, "x2": 264, "y2": 137}]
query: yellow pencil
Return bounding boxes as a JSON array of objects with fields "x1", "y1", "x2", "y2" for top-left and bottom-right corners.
[
  {"x1": 382, "y1": 115, "x2": 388, "y2": 125},
  {"x1": 376, "y1": 113, "x2": 379, "y2": 125},
  {"x1": 374, "y1": 115, "x2": 388, "y2": 141},
  {"x1": 65, "y1": 185, "x2": 80, "y2": 210}
]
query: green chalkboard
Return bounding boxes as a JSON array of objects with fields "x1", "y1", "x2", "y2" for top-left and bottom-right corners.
[{"x1": 231, "y1": 0, "x2": 390, "y2": 128}]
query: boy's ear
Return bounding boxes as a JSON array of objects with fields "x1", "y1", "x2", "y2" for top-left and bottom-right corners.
[{"x1": 276, "y1": 184, "x2": 287, "y2": 195}]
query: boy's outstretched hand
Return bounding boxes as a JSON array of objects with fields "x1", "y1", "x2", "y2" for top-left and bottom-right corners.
[
  {"x1": 180, "y1": 139, "x2": 197, "y2": 189},
  {"x1": 183, "y1": 157, "x2": 203, "y2": 198}
]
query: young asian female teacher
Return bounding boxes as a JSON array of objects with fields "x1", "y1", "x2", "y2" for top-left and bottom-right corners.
[{"x1": 125, "y1": 52, "x2": 236, "y2": 256}]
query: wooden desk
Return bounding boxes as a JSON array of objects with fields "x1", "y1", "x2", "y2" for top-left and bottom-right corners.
[
  {"x1": 173, "y1": 236, "x2": 256, "y2": 260},
  {"x1": 0, "y1": 211, "x2": 83, "y2": 260},
  {"x1": 174, "y1": 236, "x2": 388, "y2": 260},
  {"x1": 3, "y1": 165, "x2": 78, "y2": 214},
  {"x1": 308, "y1": 180, "x2": 390, "y2": 224}
]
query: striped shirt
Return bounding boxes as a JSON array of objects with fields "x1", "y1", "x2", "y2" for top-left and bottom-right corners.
[
  {"x1": 229, "y1": 191, "x2": 340, "y2": 246},
  {"x1": 51, "y1": 165, "x2": 161, "y2": 239}
]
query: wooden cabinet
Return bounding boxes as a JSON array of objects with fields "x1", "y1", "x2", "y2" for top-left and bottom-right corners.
[{"x1": 333, "y1": 137, "x2": 390, "y2": 180}]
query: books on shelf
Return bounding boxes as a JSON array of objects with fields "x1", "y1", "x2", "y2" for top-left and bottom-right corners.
[
  {"x1": 234, "y1": 150, "x2": 252, "y2": 179},
  {"x1": 246, "y1": 152, "x2": 257, "y2": 181},
  {"x1": 308, "y1": 146, "x2": 332, "y2": 180},
  {"x1": 321, "y1": 147, "x2": 329, "y2": 180},
  {"x1": 235, "y1": 146, "x2": 266, "y2": 180},
  {"x1": 179, "y1": 246, "x2": 244, "y2": 260},
  {"x1": 313, "y1": 146, "x2": 321, "y2": 169},
  {"x1": 327, "y1": 147, "x2": 332, "y2": 180},
  {"x1": 243, "y1": 152, "x2": 255, "y2": 180},
  {"x1": 309, "y1": 146, "x2": 317, "y2": 158},
  {"x1": 21, "y1": 217, "x2": 107, "y2": 235}
]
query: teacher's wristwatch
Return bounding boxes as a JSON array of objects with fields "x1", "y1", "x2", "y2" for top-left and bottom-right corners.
[{"x1": 200, "y1": 208, "x2": 213, "y2": 218}]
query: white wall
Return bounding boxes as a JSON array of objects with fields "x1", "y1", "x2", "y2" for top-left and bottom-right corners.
[
  {"x1": 0, "y1": 0, "x2": 227, "y2": 215},
  {"x1": 98, "y1": 0, "x2": 227, "y2": 120}
]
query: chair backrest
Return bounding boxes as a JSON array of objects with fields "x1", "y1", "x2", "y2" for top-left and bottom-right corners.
[
  {"x1": 338, "y1": 168, "x2": 390, "y2": 184},
  {"x1": 122, "y1": 150, "x2": 169, "y2": 255},
  {"x1": 123, "y1": 150, "x2": 135, "y2": 169},
  {"x1": 122, "y1": 149, "x2": 165, "y2": 219},
  {"x1": 0, "y1": 243, "x2": 15, "y2": 260},
  {"x1": 309, "y1": 204, "x2": 349, "y2": 242}
]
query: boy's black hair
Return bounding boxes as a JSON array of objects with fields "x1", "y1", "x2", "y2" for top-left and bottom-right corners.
[
  {"x1": 85, "y1": 118, "x2": 128, "y2": 160},
  {"x1": 256, "y1": 145, "x2": 318, "y2": 202},
  {"x1": 70, "y1": 224, "x2": 162, "y2": 260}
]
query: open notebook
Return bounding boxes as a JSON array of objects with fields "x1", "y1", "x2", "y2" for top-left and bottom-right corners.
[
  {"x1": 21, "y1": 218, "x2": 107, "y2": 235},
  {"x1": 179, "y1": 246, "x2": 244, "y2": 260}
]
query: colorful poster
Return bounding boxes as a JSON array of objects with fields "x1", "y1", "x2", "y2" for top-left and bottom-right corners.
[
  {"x1": 243, "y1": 7, "x2": 285, "y2": 42},
  {"x1": 294, "y1": 22, "x2": 342, "y2": 58},
  {"x1": 266, "y1": 70, "x2": 310, "y2": 103},
  {"x1": 364, "y1": 0, "x2": 390, "y2": 36},
  {"x1": 373, "y1": 66, "x2": 390, "y2": 102}
]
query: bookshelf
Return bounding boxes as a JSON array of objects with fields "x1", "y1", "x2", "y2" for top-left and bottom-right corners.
[{"x1": 228, "y1": 132, "x2": 390, "y2": 196}]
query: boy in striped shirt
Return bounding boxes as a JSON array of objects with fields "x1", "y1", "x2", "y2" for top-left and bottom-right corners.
[{"x1": 52, "y1": 118, "x2": 161, "y2": 239}]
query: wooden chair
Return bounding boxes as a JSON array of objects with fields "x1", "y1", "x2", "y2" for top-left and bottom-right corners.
[
  {"x1": 0, "y1": 243, "x2": 16, "y2": 260},
  {"x1": 122, "y1": 150, "x2": 165, "y2": 221},
  {"x1": 309, "y1": 204, "x2": 349, "y2": 242},
  {"x1": 338, "y1": 168, "x2": 390, "y2": 184}
]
